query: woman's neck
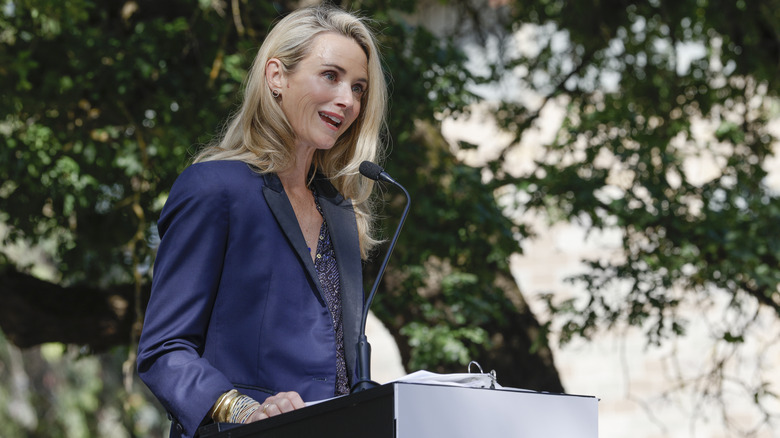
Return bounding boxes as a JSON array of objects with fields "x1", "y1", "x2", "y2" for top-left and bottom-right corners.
[
  {"x1": 278, "y1": 166, "x2": 313, "y2": 197},
  {"x1": 278, "y1": 145, "x2": 316, "y2": 191}
]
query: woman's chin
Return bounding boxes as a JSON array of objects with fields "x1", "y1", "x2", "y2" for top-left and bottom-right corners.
[{"x1": 314, "y1": 139, "x2": 339, "y2": 151}]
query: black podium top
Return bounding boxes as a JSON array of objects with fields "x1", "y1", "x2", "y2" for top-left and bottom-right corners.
[{"x1": 197, "y1": 383, "x2": 395, "y2": 438}]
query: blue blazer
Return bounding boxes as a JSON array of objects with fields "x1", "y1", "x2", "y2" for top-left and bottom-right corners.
[{"x1": 136, "y1": 161, "x2": 364, "y2": 438}]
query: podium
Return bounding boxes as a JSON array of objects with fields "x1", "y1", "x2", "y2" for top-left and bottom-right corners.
[{"x1": 198, "y1": 382, "x2": 598, "y2": 437}]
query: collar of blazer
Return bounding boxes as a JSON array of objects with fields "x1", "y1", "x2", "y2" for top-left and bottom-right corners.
[{"x1": 261, "y1": 171, "x2": 363, "y2": 380}]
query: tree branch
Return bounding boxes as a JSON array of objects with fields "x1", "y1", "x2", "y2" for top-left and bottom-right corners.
[{"x1": 0, "y1": 269, "x2": 150, "y2": 351}]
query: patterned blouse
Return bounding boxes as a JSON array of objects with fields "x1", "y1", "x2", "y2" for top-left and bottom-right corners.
[{"x1": 312, "y1": 189, "x2": 349, "y2": 396}]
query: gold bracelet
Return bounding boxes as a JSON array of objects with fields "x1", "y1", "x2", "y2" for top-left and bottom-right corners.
[
  {"x1": 207, "y1": 392, "x2": 229, "y2": 419},
  {"x1": 224, "y1": 392, "x2": 242, "y2": 422},
  {"x1": 219, "y1": 391, "x2": 240, "y2": 423},
  {"x1": 210, "y1": 389, "x2": 239, "y2": 423}
]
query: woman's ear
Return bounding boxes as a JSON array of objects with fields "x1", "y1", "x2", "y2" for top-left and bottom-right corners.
[{"x1": 265, "y1": 58, "x2": 285, "y2": 92}]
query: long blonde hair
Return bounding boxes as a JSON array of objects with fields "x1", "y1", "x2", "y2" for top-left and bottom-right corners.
[{"x1": 194, "y1": 5, "x2": 388, "y2": 259}]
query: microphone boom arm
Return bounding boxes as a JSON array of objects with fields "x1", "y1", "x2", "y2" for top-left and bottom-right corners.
[{"x1": 352, "y1": 165, "x2": 411, "y2": 393}]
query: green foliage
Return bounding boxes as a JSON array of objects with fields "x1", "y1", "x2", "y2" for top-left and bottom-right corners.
[
  {"x1": 459, "y1": 0, "x2": 780, "y2": 427},
  {"x1": 490, "y1": 0, "x2": 780, "y2": 346},
  {"x1": 401, "y1": 322, "x2": 488, "y2": 369},
  {"x1": 0, "y1": 0, "x2": 275, "y2": 286},
  {"x1": 417, "y1": 3, "x2": 780, "y2": 434}
]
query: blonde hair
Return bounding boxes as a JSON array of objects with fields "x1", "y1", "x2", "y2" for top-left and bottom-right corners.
[{"x1": 194, "y1": 5, "x2": 388, "y2": 259}]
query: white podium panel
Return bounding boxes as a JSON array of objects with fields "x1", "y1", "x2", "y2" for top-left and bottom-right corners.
[{"x1": 395, "y1": 384, "x2": 598, "y2": 438}]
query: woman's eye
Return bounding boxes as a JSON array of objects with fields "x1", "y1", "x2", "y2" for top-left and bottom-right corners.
[
  {"x1": 352, "y1": 84, "x2": 365, "y2": 94},
  {"x1": 323, "y1": 71, "x2": 336, "y2": 81}
]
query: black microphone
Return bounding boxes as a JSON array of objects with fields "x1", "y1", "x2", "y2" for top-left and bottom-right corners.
[{"x1": 351, "y1": 161, "x2": 411, "y2": 393}]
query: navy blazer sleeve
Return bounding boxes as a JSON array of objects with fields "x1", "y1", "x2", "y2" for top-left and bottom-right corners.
[{"x1": 137, "y1": 163, "x2": 235, "y2": 435}]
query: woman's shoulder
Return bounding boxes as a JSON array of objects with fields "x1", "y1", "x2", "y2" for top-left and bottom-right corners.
[
  {"x1": 176, "y1": 160, "x2": 262, "y2": 189},
  {"x1": 160, "y1": 161, "x2": 267, "y2": 226},
  {"x1": 182, "y1": 160, "x2": 257, "y2": 179},
  {"x1": 165, "y1": 161, "x2": 269, "y2": 206}
]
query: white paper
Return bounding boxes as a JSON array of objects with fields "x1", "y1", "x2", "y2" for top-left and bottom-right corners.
[{"x1": 390, "y1": 370, "x2": 503, "y2": 389}]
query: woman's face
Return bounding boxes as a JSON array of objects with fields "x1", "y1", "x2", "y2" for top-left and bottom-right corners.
[{"x1": 277, "y1": 33, "x2": 368, "y2": 153}]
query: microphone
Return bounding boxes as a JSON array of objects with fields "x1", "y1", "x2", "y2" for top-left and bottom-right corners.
[{"x1": 351, "y1": 161, "x2": 411, "y2": 393}]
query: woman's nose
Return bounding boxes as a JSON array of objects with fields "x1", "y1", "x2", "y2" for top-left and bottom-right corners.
[{"x1": 334, "y1": 84, "x2": 355, "y2": 109}]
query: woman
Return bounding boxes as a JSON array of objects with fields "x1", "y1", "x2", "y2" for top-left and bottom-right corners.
[{"x1": 136, "y1": 5, "x2": 388, "y2": 437}]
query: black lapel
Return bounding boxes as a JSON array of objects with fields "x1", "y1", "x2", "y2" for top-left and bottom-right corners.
[
  {"x1": 313, "y1": 176, "x2": 364, "y2": 382},
  {"x1": 261, "y1": 173, "x2": 324, "y2": 299}
]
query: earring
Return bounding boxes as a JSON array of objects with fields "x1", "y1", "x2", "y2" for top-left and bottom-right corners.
[{"x1": 272, "y1": 89, "x2": 280, "y2": 98}]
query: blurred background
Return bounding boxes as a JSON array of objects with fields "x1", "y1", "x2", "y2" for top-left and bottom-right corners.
[{"x1": 1, "y1": 0, "x2": 779, "y2": 436}]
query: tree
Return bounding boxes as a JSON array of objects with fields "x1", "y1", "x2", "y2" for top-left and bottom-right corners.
[
  {"x1": 436, "y1": 0, "x2": 780, "y2": 433},
  {"x1": 0, "y1": 0, "x2": 562, "y2": 434}
]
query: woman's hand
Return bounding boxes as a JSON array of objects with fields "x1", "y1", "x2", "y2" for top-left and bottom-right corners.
[{"x1": 247, "y1": 391, "x2": 306, "y2": 422}]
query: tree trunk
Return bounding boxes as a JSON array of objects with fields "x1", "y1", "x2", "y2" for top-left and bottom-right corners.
[{"x1": 0, "y1": 269, "x2": 149, "y2": 352}]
